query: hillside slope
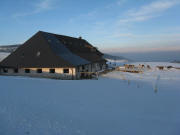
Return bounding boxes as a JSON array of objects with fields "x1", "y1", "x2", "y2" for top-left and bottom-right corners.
[
  {"x1": 0, "y1": 45, "x2": 20, "y2": 53},
  {"x1": 0, "y1": 63, "x2": 180, "y2": 135},
  {"x1": 0, "y1": 53, "x2": 10, "y2": 62},
  {"x1": 103, "y1": 53, "x2": 130, "y2": 61}
]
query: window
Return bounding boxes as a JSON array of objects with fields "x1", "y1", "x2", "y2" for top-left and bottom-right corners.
[
  {"x1": 77, "y1": 67, "x2": 80, "y2": 72},
  {"x1": 49, "y1": 69, "x2": 55, "y2": 73},
  {"x1": 3, "y1": 68, "x2": 8, "y2": 73},
  {"x1": 25, "y1": 69, "x2": 30, "y2": 73},
  {"x1": 14, "y1": 68, "x2": 18, "y2": 73},
  {"x1": 37, "y1": 69, "x2": 42, "y2": 73},
  {"x1": 36, "y1": 51, "x2": 41, "y2": 57},
  {"x1": 82, "y1": 65, "x2": 85, "y2": 70},
  {"x1": 63, "y1": 69, "x2": 69, "y2": 73}
]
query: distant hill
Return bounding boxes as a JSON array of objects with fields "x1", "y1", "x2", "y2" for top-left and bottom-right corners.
[
  {"x1": 111, "y1": 50, "x2": 180, "y2": 62},
  {"x1": 103, "y1": 54, "x2": 131, "y2": 62},
  {"x1": 0, "y1": 44, "x2": 20, "y2": 53},
  {"x1": 171, "y1": 60, "x2": 180, "y2": 64},
  {"x1": 0, "y1": 52, "x2": 10, "y2": 62}
]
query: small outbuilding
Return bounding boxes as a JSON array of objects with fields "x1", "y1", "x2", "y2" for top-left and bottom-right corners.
[{"x1": 0, "y1": 31, "x2": 107, "y2": 79}]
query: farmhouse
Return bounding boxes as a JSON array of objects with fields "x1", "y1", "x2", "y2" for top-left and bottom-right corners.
[{"x1": 0, "y1": 31, "x2": 107, "y2": 79}]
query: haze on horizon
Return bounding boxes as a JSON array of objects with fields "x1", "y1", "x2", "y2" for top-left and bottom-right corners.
[{"x1": 0, "y1": 0, "x2": 180, "y2": 53}]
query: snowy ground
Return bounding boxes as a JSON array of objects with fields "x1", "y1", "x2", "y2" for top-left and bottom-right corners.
[
  {"x1": 0, "y1": 62, "x2": 180, "y2": 135},
  {"x1": 104, "y1": 62, "x2": 180, "y2": 83}
]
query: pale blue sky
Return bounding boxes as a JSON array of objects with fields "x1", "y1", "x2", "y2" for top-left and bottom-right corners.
[{"x1": 0, "y1": 0, "x2": 180, "y2": 52}]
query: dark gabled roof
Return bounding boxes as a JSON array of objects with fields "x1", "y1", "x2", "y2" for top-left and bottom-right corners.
[
  {"x1": 41, "y1": 32, "x2": 89, "y2": 66},
  {"x1": 0, "y1": 31, "x2": 106, "y2": 68},
  {"x1": 53, "y1": 33, "x2": 105, "y2": 63}
]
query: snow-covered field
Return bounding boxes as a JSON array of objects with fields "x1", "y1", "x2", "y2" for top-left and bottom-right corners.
[
  {"x1": 0, "y1": 62, "x2": 180, "y2": 135},
  {"x1": 105, "y1": 62, "x2": 180, "y2": 82}
]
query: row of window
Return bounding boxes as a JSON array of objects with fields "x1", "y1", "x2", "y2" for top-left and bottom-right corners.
[{"x1": 2, "y1": 68, "x2": 69, "y2": 74}]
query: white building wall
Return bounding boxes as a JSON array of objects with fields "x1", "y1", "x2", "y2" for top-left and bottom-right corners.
[
  {"x1": 0, "y1": 67, "x2": 78, "y2": 80},
  {"x1": 0, "y1": 62, "x2": 107, "y2": 79}
]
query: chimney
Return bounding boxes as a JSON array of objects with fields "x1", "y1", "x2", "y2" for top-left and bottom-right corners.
[{"x1": 79, "y1": 36, "x2": 82, "y2": 40}]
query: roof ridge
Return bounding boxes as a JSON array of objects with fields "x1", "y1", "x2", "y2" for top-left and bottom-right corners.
[{"x1": 38, "y1": 30, "x2": 85, "y2": 41}]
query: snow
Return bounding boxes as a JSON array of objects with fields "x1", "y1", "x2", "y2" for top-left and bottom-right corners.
[
  {"x1": 104, "y1": 63, "x2": 180, "y2": 82},
  {"x1": 0, "y1": 52, "x2": 10, "y2": 62},
  {"x1": 0, "y1": 62, "x2": 180, "y2": 135},
  {"x1": 106, "y1": 59, "x2": 128, "y2": 67},
  {"x1": 131, "y1": 62, "x2": 180, "y2": 68}
]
